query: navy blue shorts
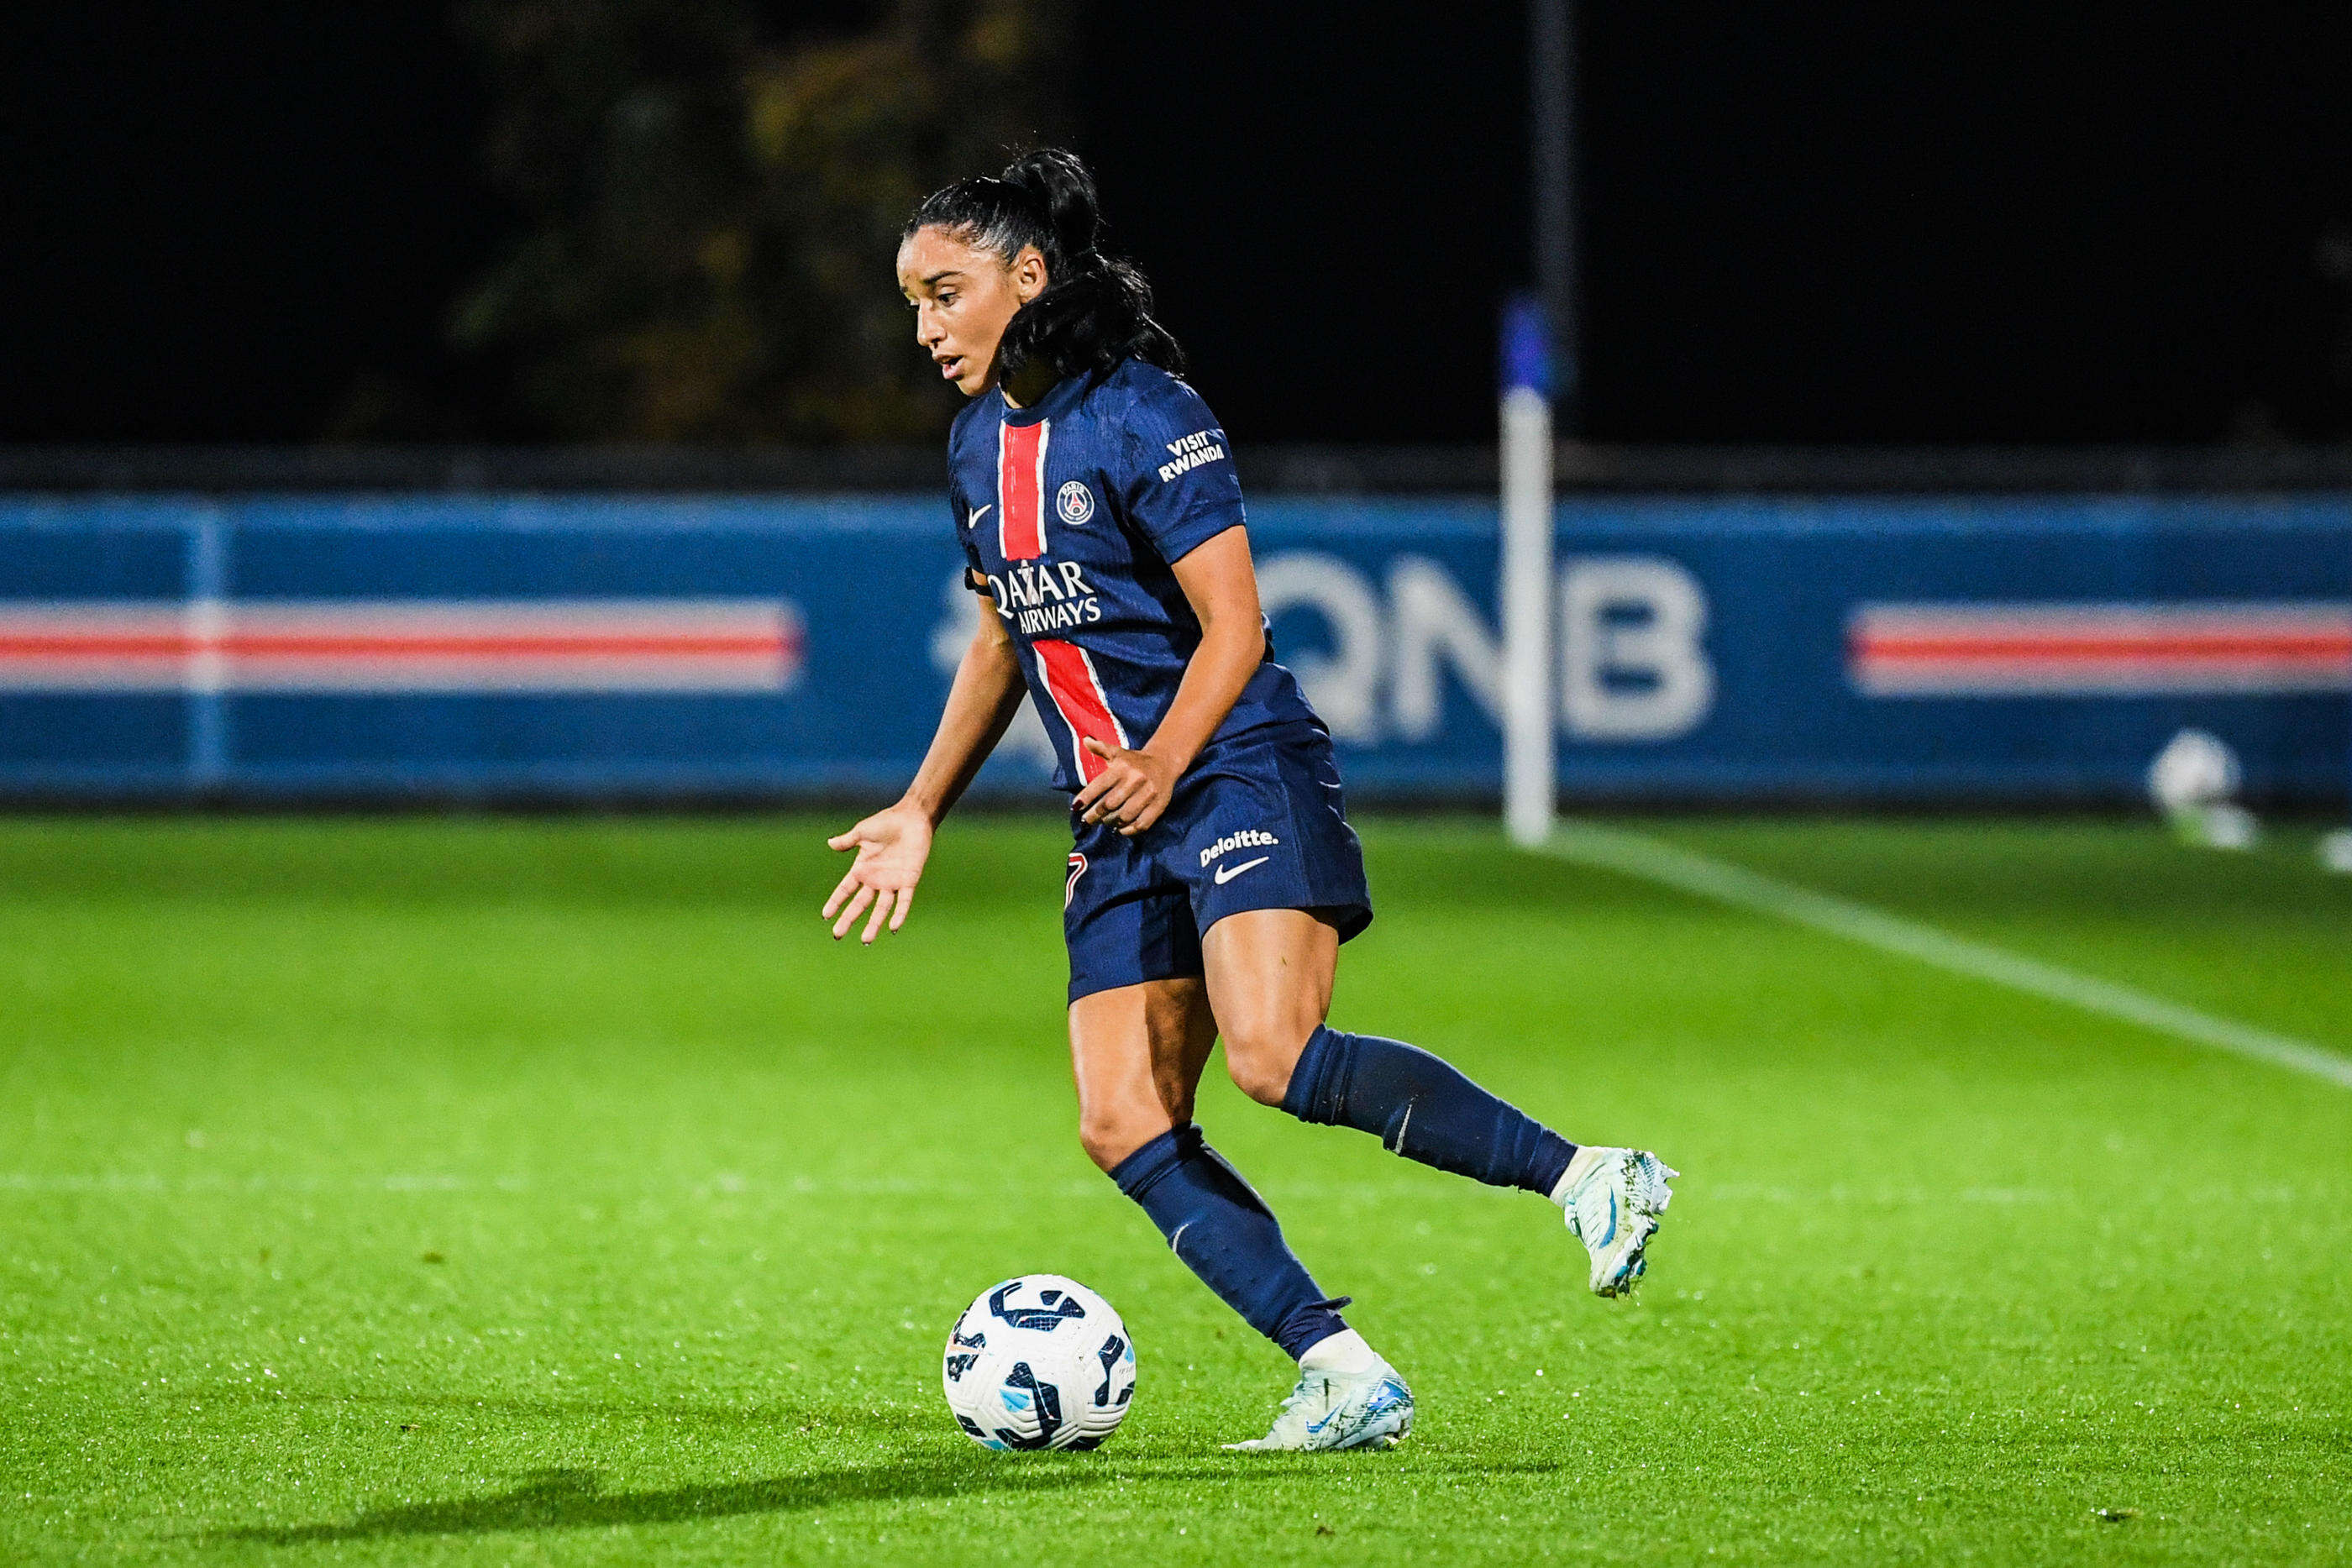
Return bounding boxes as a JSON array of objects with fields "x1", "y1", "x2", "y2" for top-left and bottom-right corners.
[{"x1": 1063, "y1": 721, "x2": 1373, "y2": 1004}]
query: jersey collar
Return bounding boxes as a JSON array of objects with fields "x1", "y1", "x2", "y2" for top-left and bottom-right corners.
[{"x1": 997, "y1": 374, "x2": 1079, "y2": 427}]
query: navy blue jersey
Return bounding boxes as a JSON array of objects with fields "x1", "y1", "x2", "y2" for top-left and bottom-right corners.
[{"x1": 947, "y1": 358, "x2": 1323, "y2": 794}]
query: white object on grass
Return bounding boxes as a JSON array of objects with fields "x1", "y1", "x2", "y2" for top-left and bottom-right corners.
[
  {"x1": 2148, "y1": 729, "x2": 2259, "y2": 848},
  {"x1": 1226, "y1": 1356, "x2": 1415, "y2": 1452},
  {"x1": 2149, "y1": 728, "x2": 2240, "y2": 810},
  {"x1": 2320, "y1": 829, "x2": 2352, "y2": 874},
  {"x1": 942, "y1": 1275, "x2": 1134, "y2": 1451}
]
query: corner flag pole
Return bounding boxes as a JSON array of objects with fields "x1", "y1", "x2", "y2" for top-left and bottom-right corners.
[
  {"x1": 1503, "y1": 0, "x2": 1575, "y2": 847},
  {"x1": 1501, "y1": 299, "x2": 1554, "y2": 847},
  {"x1": 1530, "y1": 0, "x2": 1579, "y2": 435}
]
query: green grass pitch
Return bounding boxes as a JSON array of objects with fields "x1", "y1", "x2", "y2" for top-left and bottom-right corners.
[{"x1": 3, "y1": 814, "x2": 2348, "y2": 1565}]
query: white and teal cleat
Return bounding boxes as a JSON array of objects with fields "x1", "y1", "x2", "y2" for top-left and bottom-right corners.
[
  {"x1": 1224, "y1": 1360, "x2": 1415, "y2": 1452},
  {"x1": 1554, "y1": 1146, "x2": 1678, "y2": 1298}
]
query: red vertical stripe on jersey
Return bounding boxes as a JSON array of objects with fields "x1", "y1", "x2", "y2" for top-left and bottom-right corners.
[
  {"x1": 997, "y1": 419, "x2": 1047, "y2": 561},
  {"x1": 1033, "y1": 637, "x2": 1128, "y2": 783}
]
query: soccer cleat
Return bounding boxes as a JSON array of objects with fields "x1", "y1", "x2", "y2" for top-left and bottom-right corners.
[
  {"x1": 1554, "y1": 1146, "x2": 1677, "y2": 1297},
  {"x1": 1223, "y1": 1359, "x2": 1415, "y2": 1452}
]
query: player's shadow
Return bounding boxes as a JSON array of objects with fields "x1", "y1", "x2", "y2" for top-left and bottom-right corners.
[
  {"x1": 214, "y1": 1459, "x2": 1110, "y2": 1544},
  {"x1": 276, "y1": 1387, "x2": 858, "y2": 1434}
]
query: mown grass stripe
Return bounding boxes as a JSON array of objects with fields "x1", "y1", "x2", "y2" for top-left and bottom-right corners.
[{"x1": 1535, "y1": 820, "x2": 2352, "y2": 1090}]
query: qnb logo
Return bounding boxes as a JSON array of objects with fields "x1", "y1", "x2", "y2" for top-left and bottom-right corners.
[
  {"x1": 927, "y1": 553, "x2": 1715, "y2": 779},
  {"x1": 1252, "y1": 553, "x2": 1714, "y2": 744},
  {"x1": 1200, "y1": 828, "x2": 1279, "y2": 868}
]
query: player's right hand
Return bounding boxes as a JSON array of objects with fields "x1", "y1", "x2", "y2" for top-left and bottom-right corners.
[{"x1": 822, "y1": 802, "x2": 933, "y2": 945}]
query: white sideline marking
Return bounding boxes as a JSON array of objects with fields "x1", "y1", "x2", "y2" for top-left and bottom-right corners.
[{"x1": 1533, "y1": 821, "x2": 2352, "y2": 1091}]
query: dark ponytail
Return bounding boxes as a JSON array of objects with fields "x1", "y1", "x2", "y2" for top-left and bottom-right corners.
[{"x1": 906, "y1": 148, "x2": 1186, "y2": 388}]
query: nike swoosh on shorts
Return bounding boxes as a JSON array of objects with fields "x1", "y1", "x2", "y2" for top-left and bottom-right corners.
[{"x1": 1212, "y1": 856, "x2": 1271, "y2": 885}]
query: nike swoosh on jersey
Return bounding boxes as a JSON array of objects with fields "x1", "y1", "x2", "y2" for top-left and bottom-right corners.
[
  {"x1": 1212, "y1": 856, "x2": 1271, "y2": 885},
  {"x1": 968, "y1": 505, "x2": 992, "y2": 528}
]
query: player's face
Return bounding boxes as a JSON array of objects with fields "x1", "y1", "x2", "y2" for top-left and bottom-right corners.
[{"x1": 897, "y1": 226, "x2": 1047, "y2": 397}]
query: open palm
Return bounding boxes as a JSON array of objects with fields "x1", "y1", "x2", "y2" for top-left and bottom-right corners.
[{"x1": 822, "y1": 803, "x2": 933, "y2": 944}]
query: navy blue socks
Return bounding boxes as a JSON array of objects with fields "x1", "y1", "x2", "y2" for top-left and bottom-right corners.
[
  {"x1": 1108, "y1": 1030, "x2": 1572, "y2": 1356},
  {"x1": 1109, "y1": 1124, "x2": 1350, "y2": 1358},
  {"x1": 1283, "y1": 1023, "x2": 1577, "y2": 1197}
]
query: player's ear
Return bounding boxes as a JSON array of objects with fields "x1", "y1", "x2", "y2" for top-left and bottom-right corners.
[{"x1": 1011, "y1": 245, "x2": 1047, "y2": 306}]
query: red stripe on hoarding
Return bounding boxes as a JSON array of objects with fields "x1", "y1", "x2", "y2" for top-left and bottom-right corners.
[
  {"x1": 1854, "y1": 633, "x2": 2352, "y2": 662},
  {"x1": 0, "y1": 635, "x2": 789, "y2": 658},
  {"x1": 0, "y1": 637, "x2": 188, "y2": 658},
  {"x1": 0, "y1": 600, "x2": 804, "y2": 693},
  {"x1": 997, "y1": 420, "x2": 1047, "y2": 561},
  {"x1": 234, "y1": 633, "x2": 788, "y2": 658},
  {"x1": 1848, "y1": 602, "x2": 2352, "y2": 695},
  {"x1": 1032, "y1": 637, "x2": 1127, "y2": 783}
]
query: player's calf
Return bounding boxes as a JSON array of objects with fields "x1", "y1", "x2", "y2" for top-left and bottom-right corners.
[{"x1": 1280, "y1": 1023, "x2": 1578, "y2": 1195}]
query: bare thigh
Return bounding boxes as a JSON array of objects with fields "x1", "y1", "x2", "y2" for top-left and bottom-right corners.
[{"x1": 1067, "y1": 978, "x2": 1218, "y2": 1172}]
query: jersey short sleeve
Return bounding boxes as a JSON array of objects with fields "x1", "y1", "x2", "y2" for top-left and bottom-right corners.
[{"x1": 1116, "y1": 375, "x2": 1244, "y2": 565}]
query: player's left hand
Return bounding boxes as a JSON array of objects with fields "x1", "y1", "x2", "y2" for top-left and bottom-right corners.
[{"x1": 1074, "y1": 739, "x2": 1179, "y2": 836}]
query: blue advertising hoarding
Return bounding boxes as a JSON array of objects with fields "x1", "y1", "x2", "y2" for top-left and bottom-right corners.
[{"x1": 0, "y1": 491, "x2": 2344, "y2": 805}]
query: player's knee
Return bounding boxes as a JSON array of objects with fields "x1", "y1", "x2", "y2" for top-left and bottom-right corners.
[
  {"x1": 1077, "y1": 1108, "x2": 1159, "y2": 1174},
  {"x1": 1221, "y1": 1019, "x2": 1312, "y2": 1108}
]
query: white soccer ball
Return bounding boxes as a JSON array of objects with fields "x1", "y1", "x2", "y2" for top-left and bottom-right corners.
[
  {"x1": 2148, "y1": 727, "x2": 2240, "y2": 811},
  {"x1": 942, "y1": 1274, "x2": 1136, "y2": 1451}
]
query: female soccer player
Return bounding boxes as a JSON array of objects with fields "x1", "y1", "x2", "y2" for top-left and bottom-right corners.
[{"x1": 824, "y1": 149, "x2": 1675, "y2": 1452}]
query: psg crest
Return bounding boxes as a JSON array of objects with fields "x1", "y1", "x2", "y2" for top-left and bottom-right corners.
[{"x1": 1056, "y1": 481, "x2": 1095, "y2": 526}]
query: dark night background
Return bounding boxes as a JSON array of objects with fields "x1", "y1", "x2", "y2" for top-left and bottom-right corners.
[{"x1": 4, "y1": 3, "x2": 2349, "y2": 448}]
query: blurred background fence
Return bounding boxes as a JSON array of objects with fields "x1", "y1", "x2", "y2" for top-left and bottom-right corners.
[
  {"x1": 3, "y1": 448, "x2": 2344, "y2": 807},
  {"x1": 8, "y1": 5, "x2": 2351, "y2": 815}
]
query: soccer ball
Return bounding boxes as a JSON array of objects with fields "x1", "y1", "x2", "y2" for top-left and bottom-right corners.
[
  {"x1": 942, "y1": 1274, "x2": 1137, "y2": 1450},
  {"x1": 2148, "y1": 727, "x2": 2239, "y2": 811}
]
